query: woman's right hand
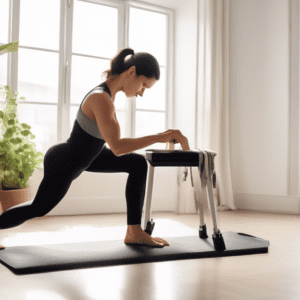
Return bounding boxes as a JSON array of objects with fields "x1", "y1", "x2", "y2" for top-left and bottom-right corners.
[{"x1": 157, "y1": 129, "x2": 190, "y2": 151}]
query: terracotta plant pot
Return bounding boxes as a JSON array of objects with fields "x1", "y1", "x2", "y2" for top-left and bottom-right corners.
[{"x1": 0, "y1": 186, "x2": 32, "y2": 214}]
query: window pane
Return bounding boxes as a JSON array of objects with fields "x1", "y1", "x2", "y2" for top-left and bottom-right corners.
[
  {"x1": 136, "y1": 66, "x2": 165, "y2": 111},
  {"x1": 73, "y1": 1, "x2": 118, "y2": 58},
  {"x1": 129, "y1": 7, "x2": 167, "y2": 66},
  {"x1": 17, "y1": 103, "x2": 58, "y2": 155},
  {"x1": 18, "y1": 48, "x2": 59, "y2": 104},
  {"x1": 19, "y1": 0, "x2": 60, "y2": 51},
  {"x1": 135, "y1": 111, "x2": 165, "y2": 151},
  {"x1": 0, "y1": 0, "x2": 9, "y2": 42},
  {"x1": 0, "y1": 55, "x2": 8, "y2": 86},
  {"x1": 0, "y1": 0, "x2": 10, "y2": 85},
  {"x1": 70, "y1": 55, "x2": 126, "y2": 109},
  {"x1": 70, "y1": 56, "x2": 110, "y2": 105}
]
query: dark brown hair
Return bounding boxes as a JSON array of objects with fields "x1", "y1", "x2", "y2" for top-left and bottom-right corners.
[{"x1": 101, "y1": 47, "x2": 160, "y2": 82}]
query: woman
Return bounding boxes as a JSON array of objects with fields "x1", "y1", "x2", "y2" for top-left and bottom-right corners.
[{"x1": 0, "y1": 48, "x2": 189, "y2": 249}]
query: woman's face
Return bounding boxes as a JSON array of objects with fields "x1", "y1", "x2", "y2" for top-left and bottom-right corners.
[{"x1": 124, "y1": 67, "x2": 157, "y2": 98}]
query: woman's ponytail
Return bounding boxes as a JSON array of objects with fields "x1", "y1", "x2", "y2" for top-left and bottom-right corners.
[
  {"x1": 112, "y1": 48, "x2": 134, "y2": 75},
  {"x1": 102, "y1": 48, "x2": 134, "y2": 81}
]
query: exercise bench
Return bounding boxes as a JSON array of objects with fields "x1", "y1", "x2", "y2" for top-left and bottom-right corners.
[{"x1": 142, "y1": 149, "x2": 270, "y2": 254}]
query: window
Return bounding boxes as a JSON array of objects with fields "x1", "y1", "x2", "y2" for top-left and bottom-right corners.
[
  {"x1": 0, "y1": 0, "x2": 174, "y2": 156},
  {"x1": 129, "y1": 6, "x2": 168, "y2": 154},
  {"x1": 0, "y1": 0, "x2": 10, "y2": 84}
]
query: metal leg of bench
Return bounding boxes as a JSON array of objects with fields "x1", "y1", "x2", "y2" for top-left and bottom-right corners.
[
  {"x1": 198, "y1": 201, "x2": 208, "y2": 239},
  {"x1": 199, "y1": 202, "x2": 205, "y2": 226},
  {"x1": 142, "y1": 164, "x2": 155, "y2": 231},
  {"x1": 206, "y1": 152, "x2": 226, "y2": 251},
  {"x1": 206, "y1": 173, "x2": 219, "y2": 235}
]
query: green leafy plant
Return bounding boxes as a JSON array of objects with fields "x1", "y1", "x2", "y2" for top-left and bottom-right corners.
[{"x1": 0, "y1": 84, "x2": 44, "y2": 190}]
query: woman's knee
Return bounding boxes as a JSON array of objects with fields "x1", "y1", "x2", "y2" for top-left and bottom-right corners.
[{"x1": 129, "y1": 153, "x2": 148, "y2": 172}]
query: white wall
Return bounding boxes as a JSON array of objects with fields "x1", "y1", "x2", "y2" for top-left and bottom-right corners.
[
  {"x1": 230, "y1": 0, "x2": 289, "y2": 195},
  {"x1": 28, "y1": 0, "x2": 300, "y2": 217},
  {"x1": 231, "y1": 0, "x2": 300, "y2": 214}
]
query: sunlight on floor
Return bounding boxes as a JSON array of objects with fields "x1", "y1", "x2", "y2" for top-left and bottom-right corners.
[{"x1": 2, "y1": 219, "x2": 198, "y2": 247}]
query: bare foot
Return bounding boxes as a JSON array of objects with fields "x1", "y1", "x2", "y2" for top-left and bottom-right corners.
[{"x1": 124, "y1": 227, "x2": 170, "y2": 248}]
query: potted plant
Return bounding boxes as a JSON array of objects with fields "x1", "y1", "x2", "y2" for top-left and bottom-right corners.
[{"x1": 0, "y1": 84, "x2": 44, "y2": 213}]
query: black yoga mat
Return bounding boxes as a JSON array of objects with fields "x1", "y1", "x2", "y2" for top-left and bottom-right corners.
[{"x1": 0, "y1": 231, "x2": 270, "y2": 275}]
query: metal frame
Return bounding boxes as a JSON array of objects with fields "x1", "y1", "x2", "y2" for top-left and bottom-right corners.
[{"x1": 142, "y1": 151, "x2": 221, "y2": 238}]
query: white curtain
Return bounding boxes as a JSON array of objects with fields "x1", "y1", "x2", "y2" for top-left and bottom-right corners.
[{"x1": 191, "y1": 0, "x2": 236, "y2": 212}]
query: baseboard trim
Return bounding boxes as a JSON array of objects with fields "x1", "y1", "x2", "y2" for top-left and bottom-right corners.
[
  {"x1": 22, "y1": 193, "x2": 300, "y2": 217},
  {"x1": 234, "y1": 193, "x2": 300, "y2": 215},
  {"x1": 45, "y1": 196, "x2": 176, "y2": 216}
]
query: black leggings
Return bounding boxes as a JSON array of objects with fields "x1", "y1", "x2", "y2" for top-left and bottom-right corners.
[{"x1": 0, "y1": 120, "x2": 148, "y2": 229}]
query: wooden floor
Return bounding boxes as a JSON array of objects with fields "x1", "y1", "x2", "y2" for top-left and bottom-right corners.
[{"x1": 0, "y1": 209, "x2": 299, "y2": 300}]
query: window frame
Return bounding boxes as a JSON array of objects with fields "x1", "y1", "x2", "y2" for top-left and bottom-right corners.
[{"x1": 1, "y1": 0, "x2": 174, "y2": 153}]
